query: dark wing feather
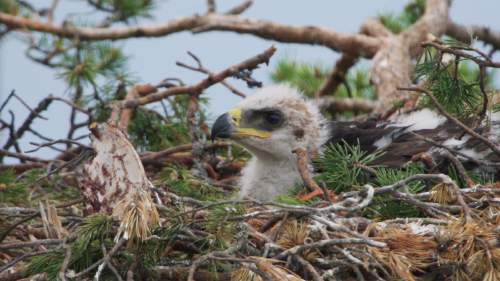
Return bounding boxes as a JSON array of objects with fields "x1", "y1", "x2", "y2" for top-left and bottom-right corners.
[{"x1": 325, "y1": 118, "x2": 497, "y2": 169}]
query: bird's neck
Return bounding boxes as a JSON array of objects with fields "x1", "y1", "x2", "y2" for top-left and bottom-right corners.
[{"x1": 238, "y1": 154, "x2": 302, "y2": 201}]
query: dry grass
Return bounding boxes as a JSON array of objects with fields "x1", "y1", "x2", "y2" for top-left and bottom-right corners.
[
  {"x1": 429, "y1": 182, "x2": 456, "y2": 204},
  {"x1": 113, "y1": 189, "x2": 160, "y2": 241},
  {"x1": 368, "y1": 224, "x2": 437, "y2": 281}
]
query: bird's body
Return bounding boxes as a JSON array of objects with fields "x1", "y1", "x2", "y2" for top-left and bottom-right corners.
[{"x1": 211, "y1": 85, "x2": 499, "y2": 201}]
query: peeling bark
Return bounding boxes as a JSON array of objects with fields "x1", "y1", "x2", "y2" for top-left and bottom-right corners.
[{"x1": 77, "y1": 123, "x2": 159, "y2": 240}]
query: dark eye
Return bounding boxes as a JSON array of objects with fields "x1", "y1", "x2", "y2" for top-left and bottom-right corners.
[{"x1": 264, "y1": 112, "x2": 282, "y2": 125}]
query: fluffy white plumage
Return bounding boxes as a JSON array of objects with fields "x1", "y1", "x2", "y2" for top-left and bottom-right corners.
[
  {"x1": 212, "y1": 84, "x2": 499, "y2": 202},
  {"x1": 231, "y1": 85, "x2": 327, "y2": 200}
]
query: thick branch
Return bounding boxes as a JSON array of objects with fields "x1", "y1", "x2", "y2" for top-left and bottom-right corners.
[
  {"x1": 0, "y1": 12, "x2": 380, "y2": 57},
  {"x1": 446, "y1": 21, "x2": 500, "y2": 50},
  {"x1": 370, "y1": 0, "x2": 449, "y2": 113},
  {"x1": 315, "y1": 53, "x2": 358, "y2": 98},
  {"x1": 108, "y1": 84, "x2": 157, "y2": 130},
  {"x1": 317, "y1": 97, "x2": 376, "y2": 113}
]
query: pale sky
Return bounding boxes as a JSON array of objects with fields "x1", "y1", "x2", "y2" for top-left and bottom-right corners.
[{"x1": 1, "y1": 0, "x2": 500, "y2": 160}]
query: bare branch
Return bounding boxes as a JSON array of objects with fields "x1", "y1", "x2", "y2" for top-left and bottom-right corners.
[
  {"x1": 123, "y1": 46, "x2": 276, "y2": 108},
  {"x1": 370, "y1": 0, "x2": 449, "y2": 113},
  {"x1": 2, "y1": 96, "x2": 53, "y2": 152},
  {"x1": 225, "y1": 0, "x2": 253, "y2": 15},
  {"x1": 176, "y1": 51, "x2": 246, "y2": 97},
  {"x1": 0, "y1": 12, "x2": 380, "y2": 56},
  {"x1": 446, "y1": 21, "x2": 500, "y2": 50},
  {"x1": 206, "y1": 0, "x2": 216, "y2": 14},
  {"x1": 315, "y1": 53, "x2": 358, "y2": 98},
  {"x1": 317, "y1": 96, "x2": 376, "y2": 113}
]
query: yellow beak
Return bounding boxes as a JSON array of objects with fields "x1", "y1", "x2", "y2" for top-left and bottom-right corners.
[
  {"x1": 228, "y1": 108, "x2": 271, "y2": 139},
  {"x1": 211, "y1": 107, "x2": 271, "y2": 139}
]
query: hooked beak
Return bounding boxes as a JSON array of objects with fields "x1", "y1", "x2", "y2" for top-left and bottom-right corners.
[
  {"x1": 211, "y1": 113, "x2": 233, "y2": 140},
  {"x1": 211, "y1": 108, "x2": 271, "y2": 140}
]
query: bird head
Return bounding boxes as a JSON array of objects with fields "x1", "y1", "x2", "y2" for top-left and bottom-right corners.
[{"x1": 211, "y1": 85, "x2": 326, "y2": 160}]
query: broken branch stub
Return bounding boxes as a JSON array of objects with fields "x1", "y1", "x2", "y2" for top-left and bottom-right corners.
[{"x1": 77, "y1": 123, "x2": 159, "y2": 241}]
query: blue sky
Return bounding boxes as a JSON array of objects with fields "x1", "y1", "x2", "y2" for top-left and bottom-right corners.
[{"x1": 1, "y1": 0, "x2": 499, "y2": 160}]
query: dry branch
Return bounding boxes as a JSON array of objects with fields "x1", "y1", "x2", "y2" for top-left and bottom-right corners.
[
  {"x1": 317, "y1": 96, "x2": 376, "y2": 113},
  {"x1": 447, "y1": 21, "x2": 500, "y2": 50},
  {"x1": 370, "y1": 0, "x2": 449, "y2": 113},
  {"x1": 0, "y1": 12, "x2": 379, "y2": 56},
  {"x1": 122, "y1": 46, "x2": 276, "y2": 108},
  {"x1": 1, "y1": 2, "x2": 499, "y2": 280},
  {"x1": 315, "y1": 53, "x2": 358, "y2": 98}
]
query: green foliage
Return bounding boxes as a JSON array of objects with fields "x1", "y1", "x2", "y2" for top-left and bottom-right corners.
[
  {"x1": 27, "y1": 215, "x2": 113, "y2": 280},
  {"x1": 128, "y1": 94, "x2": 208, "y2": 151},
  {"x1": 26, "y1": 250, "x2": 65, "y2": 280},
  {"x1": 145, "y1": 222, "x2": 184, "y2": 258},
  {"x1": 203, "y1": 205, "x2": 244, "y2": 250},
  {"x1": 274, "y1": 194, "x2": 304, "y2": 205},
  {"x1": 159, "y1": 165, "x2": 227, "y2": 201},
  {"x1": 379, "y1": 0, "x2": 425, "y2": 33},
  {"x1": 376, "y1": 164, "x2": 425, "y2": 192},
  {"x1": 0, "y1": 0, "x2": 18, "y2": 14},
  {"x1": 73, "y1": 214, "x2": 113, "y2": 250},
  {"x1": 415, "y1": 47, "x2": 490, "y2": 118},
  {"x1": 313, "y1": 143, "x2": 428, "y2": 219},
  {"x1": 58, "y1": 42, "x2": 129, "y2": 89},
  {"x1": 314, "y1": 141, "x2": 381, "y2": 193},
  {"x1": 0, "y1": 170, "x2": 26, "y2": 204},
  {"x1": 0, "y1": 169, "x2": 79, "y2": 205},
  {"x1": 270, "y1": 59, "x2": 375, "y2": 101},
  {"x1": 271, "y1": 59, "x2": 324, "y2": 97},
  {"x1": 366, "y1": 164, "x2": 425, "y2": 219},
  {"x1": 95, "y1": 0, "x2": 155, "y2": 22},
  {"x1": 493, "y1": 101, "x2": 500, "y2": 112}
]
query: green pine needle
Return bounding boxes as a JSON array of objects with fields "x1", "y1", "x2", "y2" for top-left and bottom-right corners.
[
  {"x1": 379, "y1": 0, "x2": 425, "y2": 34},
  {"x1": 315, "y1": 141, "x2": 382, "y2": 193},
  {"x1": 365, "y1": 164, "x2": 425, "y2": 219}
]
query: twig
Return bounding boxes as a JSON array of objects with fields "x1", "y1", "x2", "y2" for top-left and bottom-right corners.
[
  {"x1": 315, "y1": 53, "x2": 358, "y2": 98},
  {"x1": 0, "y1": 249, "x2": 58, "y2": 274},
  {"x1": 0, "y1": 90, "x2": 47, "y2": 120},
  {"x1": 0, "y1": 199, "x2": 83, "y2": 243},
  {"x1": 58, "y1": 244, "x2": 71, "y2": 281},
  {"x1": 123, "y1": 46, "x2": 275, "y2": 108},
  {"x1": 423, "y1": 40, "x2": 500, "y2": 68},
  {"x1": 446, "y1": 21, "x2": 500, "y2": 50},
  {"x1": 0, "y1": 149, "x2": 50, "y2": 163},
  {"x1": 442, "y1": 151, "x2": 475, "y2": 188},
  {"x1": 177, "y1": 51, "x2": 246, "y2": 97},
  {"x1": 2, "y1": 96, "x2": 53, "y2": 153},
  {"x1": 294, "y1": 255, "x2": 323, "y2": 281},
  {"x1": 26, "y1": 139, "x2": 91, "y2": 153},
  {"x1": 292, "y1": 148, "x2": 326, "y2": 198},
  {"x1": 225, "y1": 0, "x2": 253, "y2": 15},
  {"x1": 187, "y1": 246, "x2": 240, "y2": 281},
  {"x1": 275, "y1": 238, "x2": 386, "y2": 259},
  {"x1": 206, "y1": 0, "x2": 216, "y2": 13},
  {"x1": 108, "y1": 84, "x2": 157, "y2": 129},
  {"x1": 70, "y1": 239, "x2": 126, "y2": 279},
  {"x1": 0, "y1": 239, "x2": 63, "y2": 250},
  {"x1": 96, "y1": 243, "x2": 124, "y2": 281},
  {"x1": 410, "y1": 132, "x2": 500, "y2": 167},
  {"x1": 140, "y1": 142, "x2": 229, "y2": 162}
]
